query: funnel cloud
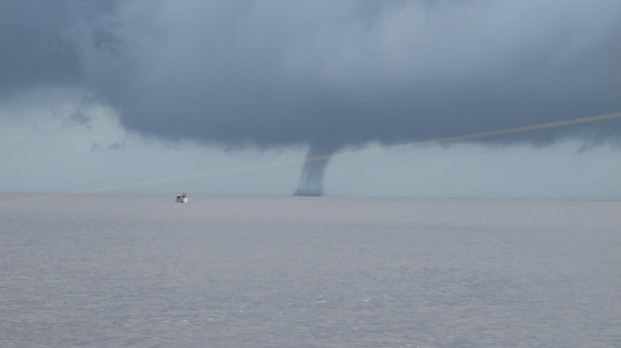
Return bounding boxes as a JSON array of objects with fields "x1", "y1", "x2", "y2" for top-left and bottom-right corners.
[
  {"x1": 2, "y1": 0, "x2": 620, "y2": 195},
  {"x1": 295, "y1": 142, "x2": 342, "y2": 196}
]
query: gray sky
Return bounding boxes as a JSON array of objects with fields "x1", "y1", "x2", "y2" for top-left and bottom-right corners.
[{"x1": 1, "y1": 0, "x2": 620, "y2": 199}]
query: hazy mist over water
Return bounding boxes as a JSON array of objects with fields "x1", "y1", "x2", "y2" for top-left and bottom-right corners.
[{"x1": 1, "y1": 194, "x2": 620, "y2": 347}]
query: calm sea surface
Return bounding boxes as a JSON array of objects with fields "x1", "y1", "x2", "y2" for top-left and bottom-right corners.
[{"x1": 1, "y1": 194, "x2": 620, "y2": 347}]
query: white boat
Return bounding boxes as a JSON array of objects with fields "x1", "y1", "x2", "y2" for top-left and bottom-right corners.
[{"x1": 175, "y1": 193, "x2": 188, "y2": 203}]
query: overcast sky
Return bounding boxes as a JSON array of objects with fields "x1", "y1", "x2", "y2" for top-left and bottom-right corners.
[{"x1": 1, "y1": 0, "x2": 620, "y2": 199}]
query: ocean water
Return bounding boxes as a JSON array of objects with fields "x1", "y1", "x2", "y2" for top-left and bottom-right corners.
[{"x1": 1, "y1": 193, "x2": 619, "y2": 347}]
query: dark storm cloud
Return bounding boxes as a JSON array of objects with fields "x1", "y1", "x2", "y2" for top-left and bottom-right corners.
[
  {"x1": 2, "y1": 0, "x2": 620, "y2": 194},
  {"x1": 0, "y1": 0, "x2": 118, "y2": 97}
]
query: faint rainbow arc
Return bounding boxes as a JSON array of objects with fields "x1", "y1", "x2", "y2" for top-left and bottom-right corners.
[{"x1": 2, "y1": 111, "x2": 619, "y2": 204}]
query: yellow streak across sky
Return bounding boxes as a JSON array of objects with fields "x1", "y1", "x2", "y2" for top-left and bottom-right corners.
[{"x1": 1, "y1": 111, "x2": 620, "y2": 205}]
